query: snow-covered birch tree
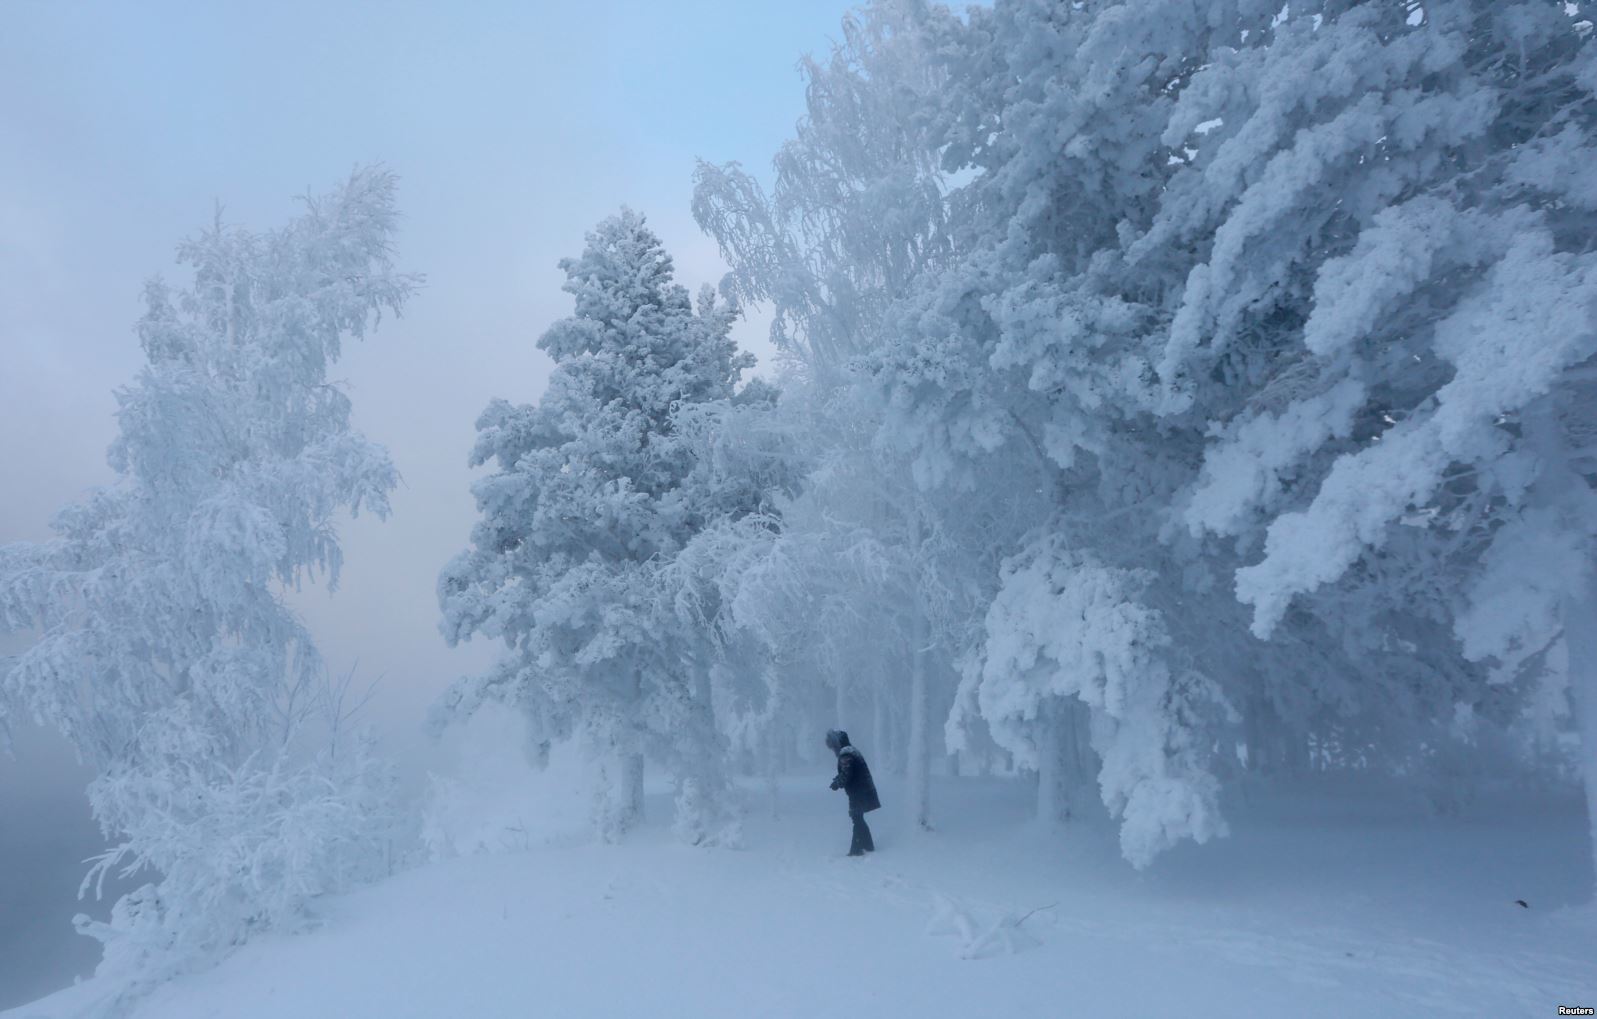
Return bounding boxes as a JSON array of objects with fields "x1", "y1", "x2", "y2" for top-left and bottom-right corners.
[
  {"x1": 0, "y1": 167, "x2": 417, "y2": 975},
  {"x1": 692, "y1": 3, "x2": 981, "y2": 830}
]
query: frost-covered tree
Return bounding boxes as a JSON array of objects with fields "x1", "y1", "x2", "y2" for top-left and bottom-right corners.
[
  {"x1": 917, "y1": 0, "x2": 1595, "y2": 852},
  {"x1": 692, "y1": 1, "x2": 954, "y2": 385},
  {"x1": 1161, "y1": 0, "x2": 1597, "y2": 879},
  {"x1": 692, "y1": 5, "x2": 985, "y2": 830},
  {"x1": 437, "y1": 210, "x2": 757, "y2": 842},
  {"x1": 685, "y1": 380, "x2": 966, "y2": 830},
  {"x1": 0, "y1": 168, "x2": 416, "y2": 977},
  {"x1": 701, "y1": 0, "x2": 1597, "y2": 870},
  {"x1": 850, "y1": 0, "x2": 1323, "y2": 863}
]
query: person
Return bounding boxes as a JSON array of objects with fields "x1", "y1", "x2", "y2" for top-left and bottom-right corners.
[{"x1": 825, "y1": 729, "x2": 880, "y2": 856}]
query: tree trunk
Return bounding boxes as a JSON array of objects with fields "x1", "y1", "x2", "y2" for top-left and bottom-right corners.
[
  {"x1": 621, "y1": 751, "x2": 644, "y2": 826},
  {"x1": 623, "y1": 664, "x2": 647, "y2": 830},
  {"x1": 1036, "y1": 701, "x2": 1063, "y2": 826},
  {"x1": 1564, "y1": 580, "x2": 1597, "y2": 895},
  {"x1": 1055, "y1": 698, "x2": 1092, "y2": 820},
  {"x1": 674, "y1": 645, "x2": 728, "y2": 843},
  {"x1": 1075, "y1": 698, "x2": 1095, "y2": 778},
  {"x1": 765, "y1": 725, "x2": 781, "y2": 819},
  {"x1": 886, "y1": 696, "x2": 906, "y2": 777},
  {"x1": 908, "y1": 626, "x2": 931, "y2": 831},
  {"x1": 872, "y1": 685, "x2": 889, "y2": 773},
  {"x1": 1243, "y1": 692, "x2": 1267, "y2": 774},
  {"x1": 1058, "y1": 700, "x2": 1078, "y2": 820}
]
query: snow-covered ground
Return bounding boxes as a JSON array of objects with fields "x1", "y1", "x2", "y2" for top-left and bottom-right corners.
[{"x1": 10, "y1": 769, "x2": 1594, "y2": 1019}]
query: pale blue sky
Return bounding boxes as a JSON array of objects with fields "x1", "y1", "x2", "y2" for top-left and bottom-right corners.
[{"x1": 1, "y1": 0, "x2": 857, "y2": 730}]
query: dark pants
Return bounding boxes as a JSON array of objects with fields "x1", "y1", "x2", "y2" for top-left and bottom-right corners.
[{"x1": 848, "y1": 808, "x2": 875, "y2": 855}]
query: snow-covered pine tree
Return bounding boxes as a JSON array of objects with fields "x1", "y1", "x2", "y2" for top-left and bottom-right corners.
[
  {"x1": 437, "y1": 210, "x2": 755, "y2": 842},
  {"x1": 1171, "y1": 0, "x2": 1597, "y2": 885},
  {"x1": 698, "y1": 0, "x2": 1597, "y2": 870},
  {"x1": 792, "y1": 0, "x2": 1596, "y2": 868},
  {"x1": 0, "y1": 167, "x2": 416, "y2": 975}
]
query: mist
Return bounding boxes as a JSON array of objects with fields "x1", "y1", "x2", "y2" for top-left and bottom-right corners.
[
  {"x1": 5, "y1": 2, "x2": 1595, "y2": 1016},
  {"x1": 1, "y1": 1, "x2": 850, "y2": 1006}
]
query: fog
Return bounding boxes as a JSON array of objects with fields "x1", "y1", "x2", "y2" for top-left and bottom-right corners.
[{"x1": 0, "y1": 1, "x2": 852, "y2": 1005}]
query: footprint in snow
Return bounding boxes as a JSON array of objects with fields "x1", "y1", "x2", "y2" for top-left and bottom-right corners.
[{"x1": 925, "y1": 892, "x2": 1047, "y2": 960}]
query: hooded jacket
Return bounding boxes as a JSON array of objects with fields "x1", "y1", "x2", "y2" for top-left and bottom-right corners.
[{"x1": 826, "y1": 730, "x2": 881, "y2": 813}]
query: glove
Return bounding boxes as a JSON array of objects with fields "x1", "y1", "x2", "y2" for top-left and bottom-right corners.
[{"x1": 829, "y1": 779, "x2": 840, "y2": 791}]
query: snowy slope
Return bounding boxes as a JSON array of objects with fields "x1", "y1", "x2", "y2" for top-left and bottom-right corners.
[{"x1": 10, "y1": 775, "x2": 1594, "y2": 1019}]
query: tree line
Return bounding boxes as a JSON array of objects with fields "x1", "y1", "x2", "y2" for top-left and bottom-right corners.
[{"x1": 3, "y1": 0, "x2": 1595, "y2": 989}]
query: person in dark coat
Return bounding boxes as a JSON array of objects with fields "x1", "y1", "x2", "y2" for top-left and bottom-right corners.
[{"x1": 825, "y1": 729, "x2": 880, "y2": 856}]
